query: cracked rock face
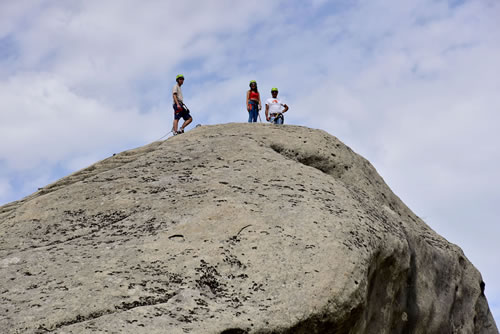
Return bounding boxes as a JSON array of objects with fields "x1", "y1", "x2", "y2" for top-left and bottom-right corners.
[{"x1": 0, "y1": 123, "x2": 497, "y2": 334}]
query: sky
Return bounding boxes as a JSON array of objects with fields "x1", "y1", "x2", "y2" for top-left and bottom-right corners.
[{"x1": 1, "y1": 0, "x2": 499, "y2": 324}]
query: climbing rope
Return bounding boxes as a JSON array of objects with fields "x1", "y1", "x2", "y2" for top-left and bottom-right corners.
[{"x1": 154, "y1": 129, "x2": 174, "y2": 142}]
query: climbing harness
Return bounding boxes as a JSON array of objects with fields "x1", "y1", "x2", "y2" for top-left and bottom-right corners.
[{"x1": 270, "y1": 112, "x2": 284, "y2": 124}]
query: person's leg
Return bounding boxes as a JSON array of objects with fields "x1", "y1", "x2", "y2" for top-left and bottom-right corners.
[
  {"x1": 252, "y1": 105, "x2": 258, "y2": 122},
  {"x1": 248, "y1": 104, "x2": 256, "y2": 122},
  {"x1": 276, "y1": 115, "x2": 284, "y2": 124},
  {"x1": 180, "y1": 116, "x2": 192, "y2": 131},
  {"x1": 270, "y1": 113, "x2": 279, "y2": 124},
  {"x1": 247, "y1": 102, "x2": 253, "y2": 122},
  {"x1": 173, "y1": 104, "x2": 180, "y2": 132}
]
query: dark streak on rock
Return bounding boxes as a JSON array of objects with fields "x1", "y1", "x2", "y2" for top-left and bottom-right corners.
[{"x1": 36, "y1": 293, "x2": 176, "y2": 333}]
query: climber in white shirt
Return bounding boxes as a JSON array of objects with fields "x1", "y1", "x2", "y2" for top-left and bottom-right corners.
[{"x1": 265, "y1": 87, "x2": 289, "y2": 124}]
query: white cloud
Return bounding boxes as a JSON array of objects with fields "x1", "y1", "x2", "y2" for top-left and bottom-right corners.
[{"x1": 0, "y1": 72, "x2": 165, "y2": 169}]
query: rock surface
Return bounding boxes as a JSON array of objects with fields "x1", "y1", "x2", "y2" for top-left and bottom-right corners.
[{"x1": 0, "y1": 123, "x2": 497, "y2": 334}]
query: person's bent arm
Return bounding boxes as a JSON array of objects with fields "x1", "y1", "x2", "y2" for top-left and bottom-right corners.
[
  {"x1": 283, "y1": 104, "x2": 289, "y2": 113},
  {"x1": 246, "y1": 91, "x2": 250, "y2": 111}
]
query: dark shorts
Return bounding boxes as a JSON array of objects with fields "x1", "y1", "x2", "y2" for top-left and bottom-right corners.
[{"x1": 173, "y1": 104, "x2": 191, "y2": 121}]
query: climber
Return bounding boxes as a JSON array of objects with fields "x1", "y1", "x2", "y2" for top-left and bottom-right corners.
[
  {"x1": 246, "y1": 80, "x2": 262, "y2": 122},
  {"x1": 172, "y1": 74, "x2": 192, "y2": 135},
  {"x1": 265, "y1": 87, "x2": 289, "y2": 124}
]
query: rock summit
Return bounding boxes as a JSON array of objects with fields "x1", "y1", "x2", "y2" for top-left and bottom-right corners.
[{"x1": 0, "y1": 123, "x2": 497, "y2": 333}]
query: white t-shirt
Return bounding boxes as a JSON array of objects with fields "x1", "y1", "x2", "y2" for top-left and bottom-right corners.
[
  {"x1": 266, "y1": 98, "x2": 285, "y2": 114},
  {"x1": 172, "y1": 83, "x2": 183, "y2": 103}
]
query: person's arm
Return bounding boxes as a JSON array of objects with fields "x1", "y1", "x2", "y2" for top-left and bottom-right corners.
[
  {"x1": 282, "y1": 104, "x2": 289, "y2": 113},
  {"x1": 173, "y1": 86, "x2": 181, "y2": 108},
  {"x1": 258, "y1": 95, "x2": 262, "y2": 110},
  {"x1": 173, "y1": 93, "x2": 180, "y2": 108},
  {"x1": 246, "y1": 91, "x2": 250, "y2": 111},
  {"x1": 265, "y1": 103, "x2": 270, "y2": 121}
]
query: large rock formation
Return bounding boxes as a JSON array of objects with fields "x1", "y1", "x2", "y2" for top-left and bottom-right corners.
[{"x1": 0, "y1": 123, "x2": 497, "y2": 334}]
